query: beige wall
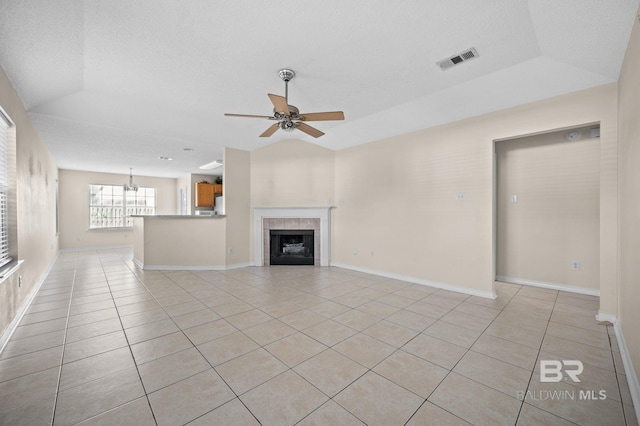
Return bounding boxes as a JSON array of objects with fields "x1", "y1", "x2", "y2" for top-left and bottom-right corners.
[
  {"x1": 249, "y1": 139, "x2": 335, "y2": 264},
  {"x1": 496, "y1": 127, "x2": 600, "y2": 291},
  {"x1": 58, "y1": 169, "x2": 177, "y2": 249},
  {"x1": 224, "y1": 148, "x2": 251, "y2": 267},
  {"x1": 618, "y1": 9, "x2": 640, "y2": 408},
  {"x1": 334, "y1": 84, "x2": 617, "y2": 299},
  {"x1": 0, "y1": 66, "x2": 59, "y2": 335},
  {"x1": 134, "y1": 217, "x2": 227, "y2": 268}
]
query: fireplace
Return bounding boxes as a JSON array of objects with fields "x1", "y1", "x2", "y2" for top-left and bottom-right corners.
[
  {"x1": 270, "y1": 229, "x2": 314, "y2": 265},
  {"x1": 254, "y1": 207, "x2": 331, "y2": 267}
]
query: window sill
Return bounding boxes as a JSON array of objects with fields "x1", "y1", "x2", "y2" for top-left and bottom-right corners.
[
  {"x1": 0, "y1": 259, "x2": 24, "y2": 284},
  {"x1": 88, "y1": 227, "x2": 133, "y2": 232}
]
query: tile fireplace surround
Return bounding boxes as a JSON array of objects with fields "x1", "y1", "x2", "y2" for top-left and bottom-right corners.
[{"x1": 253, "y1": 207, "x2": 331, "y2": 267}]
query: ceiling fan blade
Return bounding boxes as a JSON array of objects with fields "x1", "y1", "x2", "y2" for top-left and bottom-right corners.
[
  {"x1": 225, "y1": 113, "x2": 272, "y2": 119},
  {"x1": 296, "y1": 122, "x2": 325, "y2": 138},
  {"x1": 259, "y1": 123, "x2": 280, "y2": 137},
  {"x1": 268, "y1": 94, "x2": 290, "y2": 115},
  {"x1": 298, "y1": 111, "x2": 345, "y2": 121}
]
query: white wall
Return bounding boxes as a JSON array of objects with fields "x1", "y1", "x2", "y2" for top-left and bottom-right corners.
[
  {"x1": 58, "y1": 169, "x2": 177, "y2": 249},
  {"x1": 617, "y1": 6, "x2": 640, "y2": 414},
  {"x1": 224, "y1": 147, "x2": 251, "y2": 267},
  {"x1": 0, "y1": 65, "x2": 59, "y2": 335},
  {"x1": 496, "y1": 127, "x2": 600, "y2": 292},
  {"x1": 333, "y1": 84, "x2": 617, "y2": 301},
  {"x1": 249, "y1": 139, "x2": 335, "y2": 264}
]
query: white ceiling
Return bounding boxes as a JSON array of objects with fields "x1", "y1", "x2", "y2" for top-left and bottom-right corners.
[{"x1": 0, "y1": 0, "x2": 638, "y2": 178}]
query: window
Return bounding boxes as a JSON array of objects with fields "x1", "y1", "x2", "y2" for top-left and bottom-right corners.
[
  {"x1": 89, "y1": 184, "x2": 156, "y2": 229},
  {"x1": 0, "y1": 110, "x2": 12, "y2": 268}
]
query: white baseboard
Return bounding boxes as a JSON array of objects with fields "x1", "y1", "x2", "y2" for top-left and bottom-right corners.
[
  {"x1": 613, "y1": 321, "x2": 640, "y2": 423},
  {"x1": 0, "y1": 252, "x2": 59, "y2": 355},
  {"x1": 60, "y1": 244, "x2": 133, "y2": 252},
  {"x1": 596, "y1": 311, "x2": 617, "y2": 324},
  {"x1": 133, "y1": 260, "x2": 251, "y2": 271},
  {"x1": 495, "y1": 275, "x2": 599, "y2": 297},
  {"x1": 331, "y1": 262, "x2": 496, "y2": 299}
]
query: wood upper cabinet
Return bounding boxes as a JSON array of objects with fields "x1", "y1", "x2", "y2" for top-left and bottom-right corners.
[{"x1": 194, "y1": 182, "x2": 223, "y2": 207}]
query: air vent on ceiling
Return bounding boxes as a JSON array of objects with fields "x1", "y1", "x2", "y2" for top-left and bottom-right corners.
[{"x1": 437, "y1": 47, "x2": 479, "y2": 71}]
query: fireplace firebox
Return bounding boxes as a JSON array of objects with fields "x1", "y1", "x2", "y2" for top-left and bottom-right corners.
[{"x1": 270, "y1": 229, "x2": 314, "y2": 265}]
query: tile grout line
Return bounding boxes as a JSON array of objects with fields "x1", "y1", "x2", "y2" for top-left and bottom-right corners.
[{"x1": 50, "y1": 251, "x2": 80, "y2": 426}]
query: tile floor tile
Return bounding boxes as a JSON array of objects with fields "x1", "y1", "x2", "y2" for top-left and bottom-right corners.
[
  {"x1": 374, "y1": 350, "x2": 449, "y2": 398},
  {"x1": 333, "y1": 333, "x2": 396, "y2": 368},
  {"x1": 429, "y1": 372, "x2": 522, "y2": 425},
  {"x1": 541, "y1": 334, "x2": 615, "y2": 372},
  {"x1": 188, "y1": 398, "x2": 260, "y2": 426},
  {"x1": 526, "y1": 377, "x2": 625, "y2": 425},
  {"x1": 402, "y1": 334, "x2": 467, "y2": 370},
  {"x1": 0, "y1": 249, "x2": 628, "y2": 426},
  {"x1": 0, "y1": 366, "x2": 59, "y2": 413},
  {"x1": 182, "y1": 318, "x2": 237, "y2": 345},
  {"x1": 423, "y1": 320, "x2": 483, "y2": 348},
  {"x1": 138, "y1": 347, "x2": 210, "y2": 393},
  {"x1": 303, "y1": 319, "x2": 358, "y2": 347},
  {"x1": 279, "y1": 308, "x2": 327, "y2": 330},
  {"x1": 264, "y1": 332, "x2": 327, "y2": 367},
  {"x1": 406, "y1": 401, "x2": 471, "y2": 425},
  {"x1": 63, "y1": 330, "x2": 128, "y2": 363},
  {"x1": 130, "y1": 331, "x2": 193, "y2": 365},
  {"x1": 54, "y1": 367, "x2": 145, "y2": 425},
  {"x1": 0, "y1": 346, "x2": 63, "y2": 383},
  {"x1": 242, "y1": 318, "x2": 297, "y2": 346},
  {"x1": 471, "y1": 333, "x2": 539, "y2": 370},
  {"x1": 65, "y1": 317, "x2": 123, "y2": 344},
  {"x1": 0, "y1": 394, "x2": 55, "y2": 426},
  {"x1": 171, "y1": 308, "x2": 220, "y2": 329},
  {"x1": 516, "y1": 403, "x2": 576, "y2": 426},
  {"x1": 124, "y1": 318, "x2": 180, "y2": 345},
  {"x1": 215, "y1": 348, "x2": 288, "y2": 395},
  {"x1": 453, "y1": 350, "x2": 531, "y2": 399},
  {"x1": 0, "y1": 330, "x2": 65, "y2": 360},
  {"x1": 226, "y1": 309, "x2": 273, "y2": 329},
  {"x1": 385, "y1": 309, "x2": 436, "y2": 331},
  {"x1": 297, "y1": 400, "x2": 365, "y2": 425},
  {"x1": 363, "y1": 319, "x2": 419, "y2": 348},
  {"x1": 197, "y1": 331, "x2": 259, "y2": 366},
  {"x1": 148, "y1": 369, "x2": 235, "y2": 426},
  {"x1": 335, "y1": 371, "x2": 424, "y2": 426},
  {"x1": 333, "y1": 309, "x2": 380, "y2": 331},
  {"x1": 484, "y1": 320, "x2": 545, "y2": 349},
  {"x1": 74, "y1": 396, "x2": 155, "y2": 426},
  {"x1": 58, "y1": 346, "x2": 135, "y2": 391},
  {"x1": 240, "y1": 370, "x2": 328, "y2": 426},
  {"x1": 294, "y1": 349, "x2": 368, "y2": 397}
]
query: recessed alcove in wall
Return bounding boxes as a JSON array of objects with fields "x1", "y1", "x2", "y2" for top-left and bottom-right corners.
[{"x1": 494, "y1": 124, "x2": 601, "y2": 295}]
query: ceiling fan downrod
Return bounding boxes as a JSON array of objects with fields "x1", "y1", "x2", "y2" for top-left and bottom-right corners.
[{"x1": 278, "y1": 69, "x2": 295, "y2": 105}]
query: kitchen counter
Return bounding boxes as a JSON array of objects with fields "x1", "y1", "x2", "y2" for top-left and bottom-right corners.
[
  {"x1": 131, "y1": 214, "x2": 225, "y2": 219},
  {"x1": 132, "y1": 215, "x2": 228, "y2": 270}
]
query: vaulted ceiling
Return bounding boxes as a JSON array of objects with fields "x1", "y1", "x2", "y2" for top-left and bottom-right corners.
[{"x1": 0, "y1": 1, "x2": 638, "y2": 178}]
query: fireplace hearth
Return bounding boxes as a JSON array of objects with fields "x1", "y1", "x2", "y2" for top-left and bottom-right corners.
[{"x1": 270, "y1": 229, "x2": 314, "y2": 265}]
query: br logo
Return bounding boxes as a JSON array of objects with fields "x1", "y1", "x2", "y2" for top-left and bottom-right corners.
[{"x1": 540, "y1": 360, "x2": 584, "y2": 383}]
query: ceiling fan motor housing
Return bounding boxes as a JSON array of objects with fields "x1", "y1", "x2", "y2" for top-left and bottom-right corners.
[{"x1": 279, "y1": 69, "x2": 295, "y2": 82}]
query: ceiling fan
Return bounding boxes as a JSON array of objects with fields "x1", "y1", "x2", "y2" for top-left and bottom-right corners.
[{"x1": 225, "y1": 69, "x2": 345, "y2": 138}]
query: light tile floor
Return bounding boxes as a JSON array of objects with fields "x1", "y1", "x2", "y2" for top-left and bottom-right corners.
[{"x1": 0, "y1": 249, "x2": 637, "y2": 425}]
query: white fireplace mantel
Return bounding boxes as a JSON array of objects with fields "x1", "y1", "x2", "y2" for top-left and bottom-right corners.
[{"x1": 253, "y1": 206, "x2": 332, "y2": 266}]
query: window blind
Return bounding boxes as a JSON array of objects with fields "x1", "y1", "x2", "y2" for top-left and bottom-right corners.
[{"x1": 0, "y1": 111, "x2": 12, "y2": 269}]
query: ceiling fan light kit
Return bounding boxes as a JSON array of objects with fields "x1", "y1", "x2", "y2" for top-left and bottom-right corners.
[{"x1": 225, "y1": 69, "x2": 345, "y2": 138}]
